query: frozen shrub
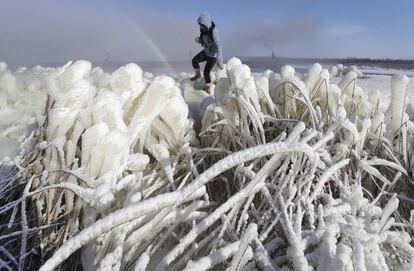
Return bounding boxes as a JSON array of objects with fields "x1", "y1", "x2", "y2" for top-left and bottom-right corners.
[{"x1": 1, "y1": 59, "x2": 413, "y2": 271}]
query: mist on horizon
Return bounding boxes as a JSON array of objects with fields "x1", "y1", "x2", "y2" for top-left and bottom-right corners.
[{"x1": 1, "y1": 0, "x2": 414, "y2": 65}]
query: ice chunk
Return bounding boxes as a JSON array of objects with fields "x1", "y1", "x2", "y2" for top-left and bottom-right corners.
[
  {"x1": 58, "y1": 60, "x2": 92, "y2": 89},
  {"x1": 127, "y1": 153, "x2": 150, "y2": 172},
  {"x1": 110, "y1": 63, "x2": 146, "y2": 97}
]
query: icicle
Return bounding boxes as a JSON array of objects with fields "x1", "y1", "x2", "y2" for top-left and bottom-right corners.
[{"x1": 387, "y1": 74, "x2": 409, "y2": 140}]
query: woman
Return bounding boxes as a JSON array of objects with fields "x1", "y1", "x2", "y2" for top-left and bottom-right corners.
[{"x1": 191, "y1": 11, "x2": 224, "y2": 93}]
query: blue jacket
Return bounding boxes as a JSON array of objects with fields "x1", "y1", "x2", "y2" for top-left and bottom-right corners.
[{"x1": 197, "y1": 11, "x2": 223, "y2": 60}]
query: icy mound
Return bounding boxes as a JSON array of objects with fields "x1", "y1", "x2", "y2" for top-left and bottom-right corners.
[
  {"x1": 1, "y1": 59, "x2": 414, "y2": 271},
  {"x1": 0, "y1": 63, "x2": 51, "y2": 158}
]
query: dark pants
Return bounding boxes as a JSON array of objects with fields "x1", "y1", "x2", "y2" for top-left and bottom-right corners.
[{"x1": 192, "y1": 51, "x2": 217, "y2": 84}]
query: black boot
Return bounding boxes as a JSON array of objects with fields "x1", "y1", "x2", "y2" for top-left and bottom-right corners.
[
  {"x1": 203, "y1": 83, "x2": 212, "y2": 94},
  {"x1": 190, "y1": 69, "x2": 201, "y2": 81}
]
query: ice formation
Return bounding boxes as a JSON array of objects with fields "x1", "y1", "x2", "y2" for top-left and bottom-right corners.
[{"x1": 0, "y1": 58, "x2": 413, "y2": 271}]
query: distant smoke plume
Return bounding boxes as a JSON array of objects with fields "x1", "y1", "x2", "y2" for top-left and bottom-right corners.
[{"x1": 223, "y1": 15, "x2": 319, "y2": 56}]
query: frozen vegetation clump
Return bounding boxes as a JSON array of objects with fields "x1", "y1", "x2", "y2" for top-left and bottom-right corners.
[
  {"x1": 0, "y1": 63, "x2": 51, "y2": 158},
  {"x1": 329, "y1": 64, "x2": 364, "y2": 78},
  {"x1": 0, "y1": 58, "x2": 414, "y2": 271}
]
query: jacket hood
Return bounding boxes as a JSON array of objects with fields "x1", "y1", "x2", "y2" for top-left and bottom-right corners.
[{"x1": 197, "y1": 11, "x2": 212, "y2": 29}]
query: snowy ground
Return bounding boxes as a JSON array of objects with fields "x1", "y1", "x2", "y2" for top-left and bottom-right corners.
[
  {"x1": 332, "y1": 73, "x2": 414, "y2": 119},
  {"x1": 333, "y1": 74, "x2": 414, "y2": 108},
  {"x1": 295, "y1": 65, "x2": 414, "y2": 100},
  {"x1": 336, "y1": 68, "x2": 414, "y2": 100}
]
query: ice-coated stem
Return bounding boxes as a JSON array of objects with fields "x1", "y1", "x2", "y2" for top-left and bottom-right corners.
[
  {"x1": 18, "y1": 177, "x2": 33, "y2": 271},
  {"x1": 182, "y1": 241, "x2": 241, "y2": 271},
  {"x1": 39, "y1": 140, "x2": 313, "y2": 271}
]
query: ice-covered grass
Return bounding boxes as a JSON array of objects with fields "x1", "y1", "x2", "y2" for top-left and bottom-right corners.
[{"x1": 0, "y1": 58, "x2": 414, "y2": 271}]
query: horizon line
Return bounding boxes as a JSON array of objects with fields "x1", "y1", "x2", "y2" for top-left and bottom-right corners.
[{"x1": 2, "y1": 55, "x2": 414, "y2": 64}]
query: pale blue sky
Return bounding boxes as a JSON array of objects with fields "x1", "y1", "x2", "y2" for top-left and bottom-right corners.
[{"x1": 0, "y1": 0, "x2": 413, "y2": 63}]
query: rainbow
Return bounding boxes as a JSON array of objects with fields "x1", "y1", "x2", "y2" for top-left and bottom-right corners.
[{"x1": 121, "y1": 17, "x2": 177, "y2": 74}]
